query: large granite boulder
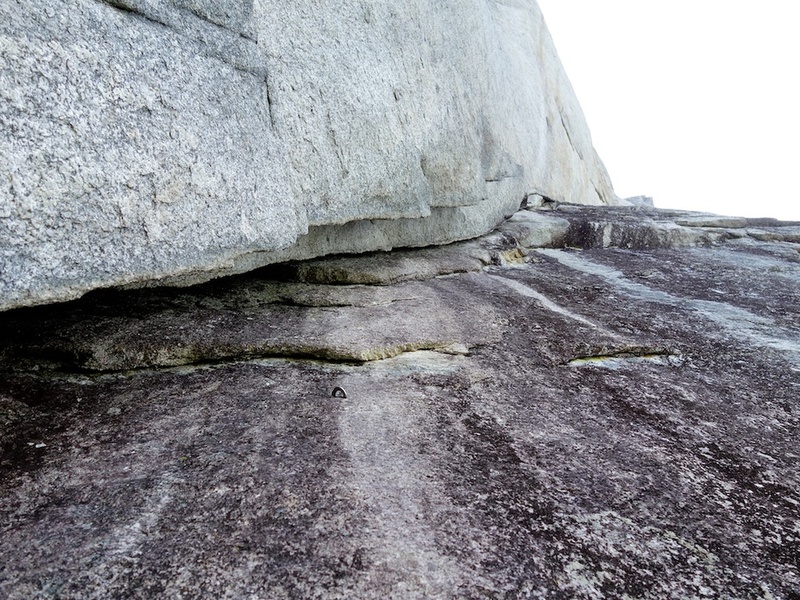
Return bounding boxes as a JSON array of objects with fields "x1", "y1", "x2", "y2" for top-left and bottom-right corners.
[{"x1": 0, "y1": 0, "x2": 617, "y2": 311}]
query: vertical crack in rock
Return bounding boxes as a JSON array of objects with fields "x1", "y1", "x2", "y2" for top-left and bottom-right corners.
[
  {"x1": 559, "y1": 112, "x2": 583, "y2": 161},
  {"x1": 265, "y1": 74, "x2": 276, "y2": 131}
]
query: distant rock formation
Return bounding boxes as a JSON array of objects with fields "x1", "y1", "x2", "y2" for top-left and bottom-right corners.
[
  {"x1": 0, "y1": 0, "x2": 617, "y2": 310},
  {"x1": 624, "y1": 195, "x2": 655, "y2": 208}
]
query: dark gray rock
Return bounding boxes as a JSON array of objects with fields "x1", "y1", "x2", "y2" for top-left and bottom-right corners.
[{"x1": 1, "y1": 206, "x2": 799, "y2": 598}]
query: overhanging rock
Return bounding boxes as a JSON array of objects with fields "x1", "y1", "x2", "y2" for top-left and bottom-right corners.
[
  {"x1": 0, "y1": 0, "x2": 617, "y2": 311},
  {"x1": 1, "y1": 205, "x2": 799, "y2": 597}
]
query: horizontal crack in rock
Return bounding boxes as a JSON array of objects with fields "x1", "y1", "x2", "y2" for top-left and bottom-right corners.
[
  {"x1": 566, "y1": 346, "x2": 679, "y2": 367},
  {"x1": 3, "y1": 340, "x2": 471, "y2": 376}
]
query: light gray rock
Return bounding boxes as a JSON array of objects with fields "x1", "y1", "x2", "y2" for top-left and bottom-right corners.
[
  {"x1": 624, "y1": 195, "x2": 655, "y2": 208},
  {"x1": 0, "y1": 0, "x2": 618, "y2": 310}
]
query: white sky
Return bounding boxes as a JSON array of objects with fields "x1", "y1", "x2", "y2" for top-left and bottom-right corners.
[{"x1": 537, "y1": 1, "x2": 800, "y2": 220}]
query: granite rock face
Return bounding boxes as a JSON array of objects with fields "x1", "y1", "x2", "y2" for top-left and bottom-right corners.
[
  {"x1": 1, "y1": 205, "x2": 799, "y2": 598},
  {"x1": 0, "y1": 0, "x2": 617, "y2": 311}
]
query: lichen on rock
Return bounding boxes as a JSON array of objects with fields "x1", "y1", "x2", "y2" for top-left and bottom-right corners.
[{"x1": 1, "y1": 205, "x2": 799, "y2": 597}]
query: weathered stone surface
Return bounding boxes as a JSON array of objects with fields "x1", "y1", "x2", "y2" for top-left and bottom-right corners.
[
  {"x1": 0, "y1": 0, "x2": 617, "y2": 311},
  {"x1": 1, "y1": 206, "x2": 799, "y2": 598},
  {"x1": 624, "y1": 195, "x2": 655, "y2": 208}
]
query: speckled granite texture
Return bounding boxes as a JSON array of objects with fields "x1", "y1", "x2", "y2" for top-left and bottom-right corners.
[
  {"x1": 1, "y1": 206, "x2": 799, "y2": 598},
  {"x1": 0, "y1": 0, "x2": 617, "y2": 311}
]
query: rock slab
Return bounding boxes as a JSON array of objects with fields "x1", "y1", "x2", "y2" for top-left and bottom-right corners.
[
  {"x1": 0, "y1": 0, "x2": 617, "y2": 311},
  {"x1": 1, "y1": 206, "x2": 799, "y2": 598}
]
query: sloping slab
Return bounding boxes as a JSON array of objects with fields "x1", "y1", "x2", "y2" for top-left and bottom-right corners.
[{"x1": 1, "y1": 207, "x2": 799, "y2": 598}]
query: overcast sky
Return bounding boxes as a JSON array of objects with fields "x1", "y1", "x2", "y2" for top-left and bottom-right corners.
[{"x1": 537, "y1": 1, "x2": 800, "y2": 220}]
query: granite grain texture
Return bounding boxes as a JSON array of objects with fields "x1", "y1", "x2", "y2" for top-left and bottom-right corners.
[
  {"x1": 1, "y1": 206, "x2": 799, "y2": 598},
  {"x1": 0, "y1": 0, "x2": 616, "y2": 311}
]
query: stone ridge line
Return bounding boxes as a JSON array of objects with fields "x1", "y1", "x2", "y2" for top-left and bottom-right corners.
[{"x1": 487, "y1": 273, "x2": 619, "y2": 336}]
